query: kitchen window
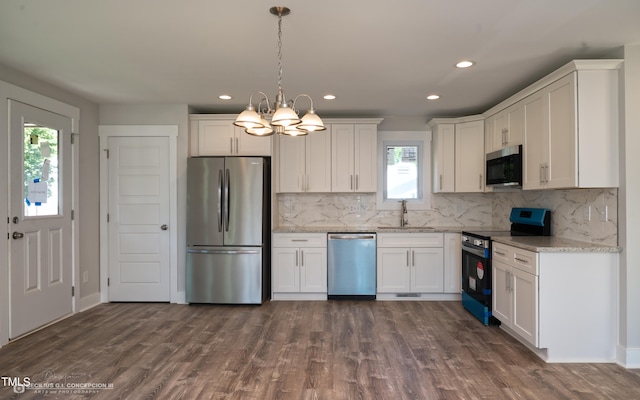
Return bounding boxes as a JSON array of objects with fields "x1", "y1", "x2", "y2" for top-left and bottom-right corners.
[{"x1": 377, "y1": 131, "x2": 432, "y2": 210}]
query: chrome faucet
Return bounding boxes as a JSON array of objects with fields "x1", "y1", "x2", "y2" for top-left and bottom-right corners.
[{"x1": 400, "y1": 199, "x2": 408, "y2": 228}]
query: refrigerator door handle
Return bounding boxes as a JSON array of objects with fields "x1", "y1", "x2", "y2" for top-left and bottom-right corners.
[
  {"x1": 224, "y1": 168, "x2": 231, "y2": 232},
  {"x1": 217, "y1": 169, "x2": 224, "y2": 232},
  {"x1": 187, "y1": 248, "x2": 261, "y2": 255}
]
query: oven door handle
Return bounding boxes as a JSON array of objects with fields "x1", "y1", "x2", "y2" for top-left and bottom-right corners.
[{"x1": 462, "y1": 245, "x2": 487, "y2": 258}]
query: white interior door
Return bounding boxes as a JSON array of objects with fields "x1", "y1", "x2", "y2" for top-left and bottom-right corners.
[
  {"x1": 107, "y1": 136, "x2": 170, "y2": 301},
  {"x1": 9, "y1": 100, "x2": 73, "y2": 339}
]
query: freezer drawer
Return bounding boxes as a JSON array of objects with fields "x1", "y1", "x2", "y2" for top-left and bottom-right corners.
[
  {"x1": 186, "y1": 247, "x2": 263, "y2": 304},
  {"x1": 327, "y1": 233, "x2": 377, "y2": 299}
]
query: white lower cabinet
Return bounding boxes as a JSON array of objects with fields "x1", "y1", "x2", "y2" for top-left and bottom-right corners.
[
  {"x1": 376, "y1": 233, "x2": 445, "y2": 297},
  {"x1": 492, "y1": 256, "x2": 538, "y2": 346},
  {"x1": 492, "y1": 241, "x2": 618, "y2": 362},
  {"x1": 272, "y1": 233, "x2": 327, "y2": 300},
  {"x1": 443, "y1": 233, "x2": 462, "y2": 294}
]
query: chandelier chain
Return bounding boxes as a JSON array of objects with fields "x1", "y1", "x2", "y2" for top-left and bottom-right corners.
[{"x1": 277, "y1": 14, "x2": 283, "y2": 94}]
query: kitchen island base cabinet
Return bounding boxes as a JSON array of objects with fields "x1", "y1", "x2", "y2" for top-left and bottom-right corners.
[
  {"x1": 492, "y1": 242, "x2": 618, "y2": 363},
  {"x1": 272, "y1": 233, "x2": 327, "y2": 300}
]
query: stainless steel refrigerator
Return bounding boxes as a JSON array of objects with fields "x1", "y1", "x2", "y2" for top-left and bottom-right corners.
[{"x1": 186, "y1": 157, "x2": 271, "y2": 304}]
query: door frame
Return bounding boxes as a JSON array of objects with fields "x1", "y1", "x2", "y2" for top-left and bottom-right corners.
[
  {"x1": 98, "y1": 125, "x2": 179, "y2": 303},
  {"x1": 0, "y1": 80, "x2": 80, "y2": 347}
]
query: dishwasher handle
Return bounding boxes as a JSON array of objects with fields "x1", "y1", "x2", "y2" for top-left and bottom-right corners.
[{"x1": 328, "y1": 233, "x2": 376, "y2": 240}]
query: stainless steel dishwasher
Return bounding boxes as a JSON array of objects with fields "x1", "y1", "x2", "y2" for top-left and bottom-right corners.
[{"x1": 327, "y1": 233, "x2": 377, "y2": 300}]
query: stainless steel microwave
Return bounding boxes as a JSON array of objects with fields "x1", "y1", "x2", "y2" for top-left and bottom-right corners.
[{"x1": 486, "y1": 144, "x2": 522, "y2": 187}]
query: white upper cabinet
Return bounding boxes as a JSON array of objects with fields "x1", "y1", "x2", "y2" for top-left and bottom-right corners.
[
  {"x1": 277, "y1": 131, "x2": 332, "y2": 193},
  {"x1": 331, "y1": 123, "x2": 377, "y2": 192},
  {"x1": 454, "y1": 120, "x2": 485, "y2": 193},
  {"x1": 431, "y1": 123, "x2": 455, "y2": 193},
  {"x1": 523, "y1": 65, "x2": 620, "y2": 189},
  {"x1": 189, "y1": 114, "x2": 272, "y2": 156},
  {"x1": 429, "y1": 117, "x2": 484, "y2": 193},
  {"x1": 485, "y1": 102, "x2": 524, "y2": 153}
]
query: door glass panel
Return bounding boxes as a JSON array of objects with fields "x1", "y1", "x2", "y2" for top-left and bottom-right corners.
[{"x1": 23, "y1": 122, "x2": 60, "y2": 217}]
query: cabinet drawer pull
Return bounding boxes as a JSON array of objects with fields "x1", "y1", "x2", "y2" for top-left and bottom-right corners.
[
  {"x1": 514, "y1": 257, "x2": 529, "y2": 264},
  {"x1": 495, "y1": 251, "x2": 506, "y2": 256},
  {"x1": 291, "y1": 239, "x2": 308, "y2": 242}
]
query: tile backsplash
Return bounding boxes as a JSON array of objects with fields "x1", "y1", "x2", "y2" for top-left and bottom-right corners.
[
  {"x1": 492, "y1": 188, "x2": 618, "y2": 246},
  {"x1": 277, "y1": 188, "x2": 618, "y2": 246},
  {"x1": 278, "y1": 193, "x2": 493, "y2": 229}
]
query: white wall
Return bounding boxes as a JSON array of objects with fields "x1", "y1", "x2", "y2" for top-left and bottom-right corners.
[
  {"x1": 619, "y1": 44, "x2": 640, "y2": 367},
  {"x1": 99, "y1": 105, "x2": 189, "y2": 294}
]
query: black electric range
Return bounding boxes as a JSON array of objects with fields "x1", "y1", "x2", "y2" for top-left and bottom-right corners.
[{"x1": 461, "y1": 208, "x2": 551, "y2": 325}]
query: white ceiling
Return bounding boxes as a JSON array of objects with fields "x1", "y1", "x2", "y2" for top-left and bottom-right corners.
[{"x1": 1, "y1": 0, "x2": 639, "y2": 121}]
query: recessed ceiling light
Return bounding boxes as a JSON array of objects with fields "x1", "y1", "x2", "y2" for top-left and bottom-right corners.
[
  {"x1": 456, "y1": 60, "x2": 475, "y2": 68},
  {"x1": 218, "y1": 95, "x2": 232, "y2": 100},
  {"x1": 323, "y1": 94, "x2": 336, "y2": 100},
  {"x1": 427, "y1": 94, "x2": 440, "y2": 100}
]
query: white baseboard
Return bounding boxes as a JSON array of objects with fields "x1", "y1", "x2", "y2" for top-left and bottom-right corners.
[
  {"x1": 78, "y1": 292, "x2": 102, "y2": 312},
  {"x1": 617, "y1": 345, "x2": 640, "y2": 368}
]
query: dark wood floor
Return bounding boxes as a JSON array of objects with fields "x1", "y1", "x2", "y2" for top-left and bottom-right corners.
[{"x1": 1, "y1": 301, "x2": 639, "y2": 400}]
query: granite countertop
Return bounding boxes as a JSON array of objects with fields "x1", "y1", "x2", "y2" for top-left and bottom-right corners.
[
  {"x1": 492, "y1": 235, "x2": 622, "y2": 253},
  {"x1": 272, "y1": 226, "x2": 469, "y2": 234},
  {"x1": 273, "y1": 226, "x2": 622, "y2": 253}
]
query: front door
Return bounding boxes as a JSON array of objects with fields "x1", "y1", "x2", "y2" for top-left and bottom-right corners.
[
  {"x1": 9, "y1": 100, "x2": 73, "y2": 339},
  {"x1": 107, "y1": 136, "x2": 171, "y2": 301}
]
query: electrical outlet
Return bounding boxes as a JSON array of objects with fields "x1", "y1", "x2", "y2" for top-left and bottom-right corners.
[
  {"x1": 83, "y1": 271, "x2": 89, "y2": 283},
  {"x1": 583, "y1": 205, "x2": 591, "y2": 221}
]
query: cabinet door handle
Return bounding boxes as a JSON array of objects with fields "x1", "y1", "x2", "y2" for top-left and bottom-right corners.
[
  {"x1": 506, "y1": 270, "x2": 510, "y2": 291},
  {"x1": 439, "y1": 175, "x2": 443, "y2": 191},
  {"x1": 406, "y1": 250, "x2": 410, "y2": 267},
  {"x1": 356, "y1": 175, "x2": 359, "y2": 190},
  {"x1": 412, "y1": 250, "x2": 415, "y2": 267},
  {"x1": 479, "y1": 174, "x2": 483, "y2": 190},
  {"x1": 301, "y1": 250, "x2": 304, "y2": 267},
  {"x1": 545, "y1": 164, "x2": 549, "y2": 183},
  {"x1": 230, "y1": 138, "x2": 234, "y2": 154},
  {"x1": 539, "y1": 164, "x2": 544, "y2": 184},
  {"x1": 235, "y1": 137, "x2": 239, "y2": 154},
  {"x1": 350, "y1": 175, "x2": 353, "y2": 190},
  {"x1": 295, "y1": 250, "x2": 299, "y2": 267}
]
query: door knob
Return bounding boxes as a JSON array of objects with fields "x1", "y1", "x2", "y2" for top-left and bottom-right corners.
[
  {"x1": 161, "y1": 224, "x2": 168, "y2": 231},
  {"x1": 12, "y1": 232, "x2": 24, "y2": 239}
]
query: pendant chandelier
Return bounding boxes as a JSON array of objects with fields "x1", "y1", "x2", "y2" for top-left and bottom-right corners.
[{"x1": 233, "y1": 6, "x2": 326, "y2": 137}]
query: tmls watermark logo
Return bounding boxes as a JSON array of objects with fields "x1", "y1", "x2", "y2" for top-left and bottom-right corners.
[{"x1": 2, "y1": 376, "x2": 31, "y2": 393}]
